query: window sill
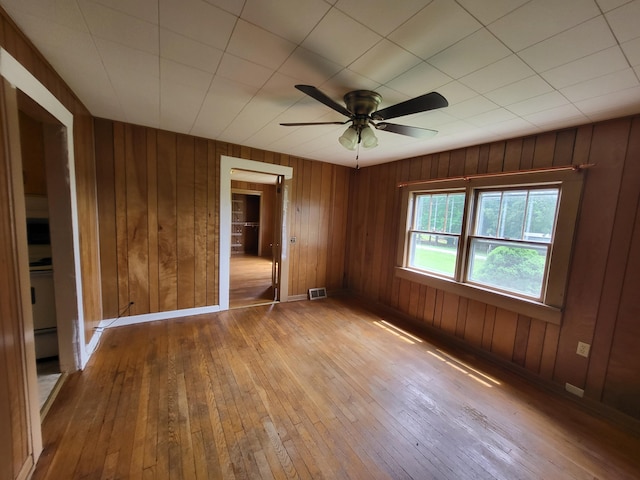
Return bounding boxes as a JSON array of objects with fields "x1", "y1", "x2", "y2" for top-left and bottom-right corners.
[{"x1": 395, "y1": 267, "x2": 562, "y2": 325}]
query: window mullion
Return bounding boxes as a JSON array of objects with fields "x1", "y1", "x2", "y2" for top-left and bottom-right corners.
[{"x1": 455, "y1": 185, "x2": 473, "y2": 283}]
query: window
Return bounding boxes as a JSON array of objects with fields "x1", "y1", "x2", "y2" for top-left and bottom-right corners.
[
  {"x1": 408, "y1": 192, "x2": 464, "y2": 277},
  {"x1": 397, "y1": 169, "x2": 584, "y2": 323}
]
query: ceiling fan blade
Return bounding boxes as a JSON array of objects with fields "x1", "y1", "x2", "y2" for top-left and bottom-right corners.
[
  {"x1": 374, "y1": 122, "x2": 438, "y2": 139},
  {"x1": 372, "y1": 92, "x2": 448, "y2": 121},
  {"x1": 280, "y1": 121, "x2": 348, "y2": 126},
  {"x1": 295, "y1": 85, "x2": 353, "y2": 117}
]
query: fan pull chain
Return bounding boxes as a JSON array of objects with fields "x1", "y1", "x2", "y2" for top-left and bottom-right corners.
[{"x1": 355, "y1": 128, "x2": 361, "y2": 170}]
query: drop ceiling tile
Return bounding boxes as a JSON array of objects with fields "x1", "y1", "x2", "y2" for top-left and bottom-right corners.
[
  {"x1": 506, "y1": 91, "x2": 569, "y2": 116},
  {"x1": 561, "y1": 68, "x2": 639, "y2": 102},
  {"x1": 575, "y1": 85, "x2": 640, "y2": 118},
  {"x1": 110, "y1": 72, "x2": 160, "y2": 126},
  {"x1": 79, "y1": 0, "x2": 158, "y2": 54},
  {"x1": 203, "y1": 0, "x2": 244, "y2": 16},
  {"x1": 622, "y1": 37, "x2": 640, "y2": 66},
  {"x1": 227, "y1": 20, "x2": 297, "y2": 70},
  {"x1": 321, "y1": 70, "x2": 379, "y2": 97},
  {"x1": 6, "y1": 0, "x2": 89, "y2": 32},
  {"x1": 428, "y1": 29, "x2": 511, "y2": 79},
  {"x1": 606, "y1": 0, "x2": 640, "y2": 42},
  {"x1": 335, "y1": 0, "x2": 430, "y2": 36},
  {"x1": 191, "y1": 77, "x2": 258, "y2": 138},
  {"x1": 410, "y1": 110, "x2": 460, "y2": 129},
  {"x1": 241, "y1": 0, "x2": 330, "y2": 43},
  {"x1": 436, "y1": 119, "x2": 475, "y2": 136},
  {"x1": 159, "y1": 0, "x2": 235, "y2": 50},
  {"x1": 349, "y1": 40, "x2": 422, "y2": 84},
  {"x1": 95, "y1": 38, "x2": 159, "y2": 79},
  {"x1": 258, "y1": 72, "x2": 315, "y2": 105},
  {"x1": 459, "y1": 55, "x2": 535, "y2": 93},
  {"x1": 456, "y1": 0, "x2": 529, "y2": 25},
  {"x1": 217, "y1": 54, "x2": 274, "y2": 88},
  {"x1": 518, "y1": 17, "x2": 617, "y2": 72},
  {"x1": 445, "y1": 95, "x2": 500, "y2": 118},
  {"x1": 160, "y1": 82, "x2": 206, "y2": 133},
  {"x1": 485, "y1": 75, "x2": 554, "y2": 106},
  {"x1": 482, "y1": 117, "x2": 536, "y2": 137},
  {"x1": 489, "y1": 0, "x2": 601, "y2": 52},
  {"x1": 389, "y1": 0, "x2": 481, "y2": 59},
  {"x1": 159, "y1": 28, "x2": 223, "y2": 73},
  {"x1": 466, "y1": 108, "x2": 517, "y2": 127},
  {"x1": 435, "y1": 81, "x2": 478, "y2": 105},
  {"x1": 596, "y1": 0, "x2": 633, "y2": 12},
  {"x1": 160, "y1": 58, "x2": 213, "y2": 91},
  {"x1": 523, "y1": 103, "x2": 586, "y2": 127},
  {"x1": 541, "y1": 46, "x2": 629, "y2": 89},
  {"x1": 386, "y1": 62, "x2": 452, "y2": 98},
  {"x1": 302, "y1": 8, "x2": 381, "y2": 67},
  {"x1": 278, "y1": 47, "x2": 343, "y2": 85},
  {"x1": 91, "y1": 0, "x2": 158, "y2": 24}
]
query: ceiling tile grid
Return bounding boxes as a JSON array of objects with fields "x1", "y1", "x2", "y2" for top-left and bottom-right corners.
[{"x1": 0, "y1": 0, "x2": 639, "y2": 168}]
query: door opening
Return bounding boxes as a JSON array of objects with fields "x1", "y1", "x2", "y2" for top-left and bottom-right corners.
[
  {"x1": 219, "y1": 157, "x2": 293, "y2": 311},
  {"x1": 18, "y1": 91, "x2": 69, "y2": 416}
]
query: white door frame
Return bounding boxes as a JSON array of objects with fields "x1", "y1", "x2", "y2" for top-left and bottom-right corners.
[
  {"x1": 220, "y1": 156, "x2": 292, "y2": 310},
  {"x1": 0, "y1": 48, "x2": 87, "y2": 371}
]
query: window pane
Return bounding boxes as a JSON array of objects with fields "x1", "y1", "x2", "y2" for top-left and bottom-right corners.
[
  {"x1": 408, "y1": 232, "x2": 457, "y2": 277},
  {"x1": 524, "y1": 189, "x2": 558, "y2": 243},
  {"x1": 476, "y1": 188, "x2": 559, "y2": 243},
  {"x1": 476, "y1": 192, "x2": 501, "y2": 237},
  {"x1": 413, "y1": 192, "x2": 464, "y2": 234},
  {"x1": 467, "y1": 239, "x2": 548, "y2": 298},
  {"x1": 499, "y1": 190, "x2": 526, "y2": 239},
  {"x1": 414, "y1": 195, "x2": 432, "y2": 230}
]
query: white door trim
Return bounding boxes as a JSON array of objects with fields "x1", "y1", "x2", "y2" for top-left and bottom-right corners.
[{"x1": 220, "y1": 156, "x2": 292, "y2": 310}]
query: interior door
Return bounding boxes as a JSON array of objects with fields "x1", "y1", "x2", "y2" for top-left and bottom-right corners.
[{"x1": 271, "y1": 175, "x2": 284, "y2": 300}]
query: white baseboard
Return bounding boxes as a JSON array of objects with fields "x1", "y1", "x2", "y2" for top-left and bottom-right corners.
[{"x1": 98, "y1": 304, "x2": 222, "y2": 330}]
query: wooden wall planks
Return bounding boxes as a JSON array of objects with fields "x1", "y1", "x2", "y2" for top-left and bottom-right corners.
[
  {"x1": 346, "y1": 116, "x2": 640, "y2": 422},
  {"x1": 0, "y1": 9, "x2": 102, "y2": 479},
  {"x1": 95, "y1": 120, "x2": 351, "y2": 316}
]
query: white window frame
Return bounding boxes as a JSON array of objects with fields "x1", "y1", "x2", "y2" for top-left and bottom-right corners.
[{"x1": 396, "y1": 169, "x2": 584, "y2": 324}]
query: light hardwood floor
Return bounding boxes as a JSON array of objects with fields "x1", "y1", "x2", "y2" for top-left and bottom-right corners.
[
  {"x1": 229, "y1": 254, "x2": 274, "y2": 308},
  {"x1": 34, "y1": 297, "x2": 640, "y2": 479}
]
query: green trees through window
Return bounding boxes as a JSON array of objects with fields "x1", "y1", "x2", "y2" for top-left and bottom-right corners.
[{"x1": 407, "y1": 186, "x2": 559, "y2": 300}]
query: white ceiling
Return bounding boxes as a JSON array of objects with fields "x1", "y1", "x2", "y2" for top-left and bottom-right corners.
[{"x1": 2, "y1": 0, "x2": 640, "y2": 168}]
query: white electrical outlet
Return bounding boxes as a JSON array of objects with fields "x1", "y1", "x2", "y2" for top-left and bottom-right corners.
[{"x1": 576, "y1": 341, "x2": 591, "y2": 358}]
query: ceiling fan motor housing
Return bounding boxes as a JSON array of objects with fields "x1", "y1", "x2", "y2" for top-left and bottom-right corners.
[{"x1": 343, "y1": 90, "x2": 381, "y2": 127}]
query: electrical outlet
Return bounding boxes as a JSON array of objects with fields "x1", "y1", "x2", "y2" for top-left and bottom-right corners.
[
  {"x1": 576, "y1": 341, "x2": 590, "y2": 358},
  {"x1": 290, "y1": 236, "x2": 297, "y2": 244}
]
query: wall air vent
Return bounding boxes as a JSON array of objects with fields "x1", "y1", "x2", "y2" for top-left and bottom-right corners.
[{"x1": 308, "y1": 287, "x2": 327, "y2": 300}]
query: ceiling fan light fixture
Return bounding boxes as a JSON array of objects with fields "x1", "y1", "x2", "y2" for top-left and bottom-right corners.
[
  {"x1": 360, "y1": 125, "x2": 378, "y2": 149},
  {"x1": 338, "y1": 126, "x2": 358, "y2": 150}
]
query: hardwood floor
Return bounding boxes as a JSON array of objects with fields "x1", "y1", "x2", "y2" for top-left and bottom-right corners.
[
  {"x1": 229, "y1": 254, "x2": 274, "y2": 308},
  {"x1": 34, "y1": 297, "x2": 640, "y2": 479}
]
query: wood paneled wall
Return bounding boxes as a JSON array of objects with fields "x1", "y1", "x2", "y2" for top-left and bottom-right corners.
[
  {"x1": 0, "y1": 9, "x2": 102, "y2": 480},
  {"x1": 346, "y1": 116, "x2": 640, "y2": 422},
  {"x1": 95, "y1": 120, "x2": 351, "y2": 318},
  {"x1": 0, "y1": 15, "x2": 101, "y2": 343},
  {"x1": 0, "y1": 79, "x2": 31, "y2": 480}
]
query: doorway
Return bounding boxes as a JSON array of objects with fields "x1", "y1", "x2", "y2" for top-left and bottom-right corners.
[
  {"x1": 18, "y1": 92, "x2": 68, "y2": 414},
  {"x1": 230, "y1": 184, "x2": 275, "y2": 308},
  {"x1": 219, "y1": 157, "x2": 293, "y2": 311}
]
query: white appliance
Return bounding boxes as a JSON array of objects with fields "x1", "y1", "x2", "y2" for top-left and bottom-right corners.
[{"x1": 30, "y1": 268, "x2": 58, "y2": 359}]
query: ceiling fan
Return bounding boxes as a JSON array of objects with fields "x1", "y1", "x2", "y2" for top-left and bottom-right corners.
[{"x1": 281, "y1": 84, "x2": 448, "y2": 151}]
